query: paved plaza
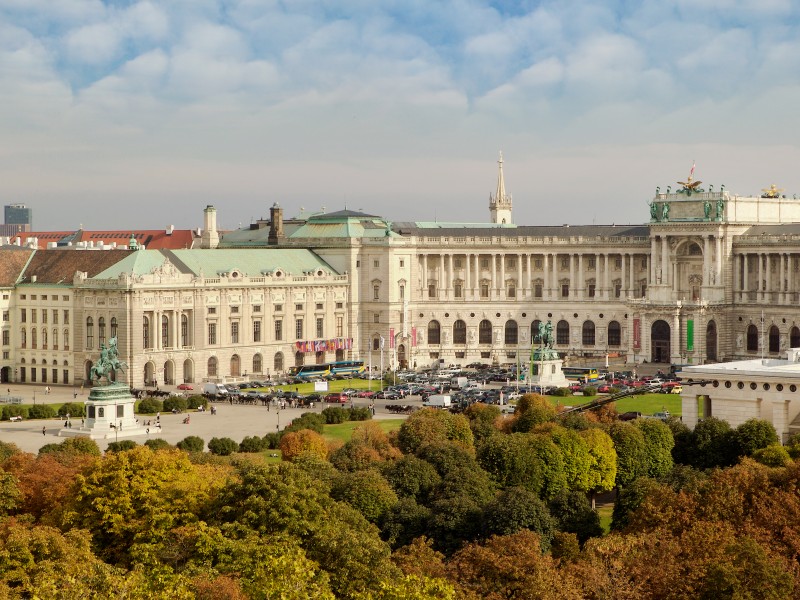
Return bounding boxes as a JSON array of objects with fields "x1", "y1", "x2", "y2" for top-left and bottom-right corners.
[{"x1": 0, "y1": 384, "x2": 412, "y2": 454}]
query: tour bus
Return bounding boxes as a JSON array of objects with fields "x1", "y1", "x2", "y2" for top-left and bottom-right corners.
[
  {"x1": 329, "y1": 360, "x2": 366, "y2": 377},
  {"x1": 562, "y1": 367, "x2": 601, "y2": 383},
  {"x1": 289, "y1": 360, "x2": 366, "y2": 379}
]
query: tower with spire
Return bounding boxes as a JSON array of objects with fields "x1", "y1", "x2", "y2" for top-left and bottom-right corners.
[{"x1": 489, "y1": 151, "x2": 513, "y2": 224}]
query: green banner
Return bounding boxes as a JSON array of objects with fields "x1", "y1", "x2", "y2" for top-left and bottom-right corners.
[{"x1": 687, "y1": 319, "x2": 694, "y2": 351}]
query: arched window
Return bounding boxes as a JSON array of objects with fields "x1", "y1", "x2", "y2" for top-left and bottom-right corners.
[
  {"x1": 63, "y1": 328, "x2": 70, "y2": 351},
  {"x1": 335, "y1": 349, "x2": 344, "y2": 361},
  {"x1": 253, "y1": 353, "x2": 263, "y2": 373},
  {"x1": 706, "y1": 320, "x2": 717, "y2": 361},
  {"x1": 20, "y1": 327, "x2": 26, "y2": 349},
  {"x1": 207, "y1": 357, "x2": 217, "y2": 377},
  {"x1": 86, "y1": 317, "x2": 93, "y2": 349},
  {"x1": 230, "y1": 354, "x2": 241, "y2": 377},
  {"x1": 746, "y1": 324, "x2": 758, "y2": 352},
  {"x1": 110, "y1": 316, "x2": 118, "y2": 339},
  {"x1": 531, "y1": 320, "x2": 541, "y2": 343},
  {"x1": 295, "y1": 351, "x2": 304, "y2": 367},
  {"x1": 505, "y1": 320, "x2": 518, "y2": 345},
  {"x1": 427, "y1": 320, "x2": 441, "y2": 345},
  {"x1": 556, "y1": 320, "x2": 570, "y2": 345},
  {"x1": 373, "y1": 337, "x2": 380, "y2": 351},
  {"x1": 52, "y1": 328, "x2": 58, "y2": 350},
  {"x1": 142, "y1": 316, "x2": 150, "y2": 349},
  {"x1": 161, "y1": 315, "x2": 169, "y2": 348},
  {"x1": 479, "y1": 320, "x2": 492, "y2": 344},
  {"x1": 769, "y1": 325, "x2": 780, "y2": 353},
  {"x1": 608, "y1": 321, "x2": 621, "y2": 347},
  {"x1": 42, "y1": 329, "x2": 48, "y2": 349},
  {"x1": 274, "y1": 352, "x2": 284, "y2": 372},
  {"x1": 792, "y1": 326, "x2": 800, "y2": 349},
  {"x1": 181, "y1": 314, "x2": 188, "y2": 347},
  {"x1": 31, "y1": 327, "x2": 37, "y2": 349},
  {"x1": 98, "y1": 317, "x2": 106, "y2": 346},
  {"x1": 582, "y1": 321, "x2": 596, "y2": 346},
  {"x1": 453, "y1": 320, "x2": 466, "y2": 344},
  {"x1": 316, "y1": 351, "x2": 325, "y2": 364}
]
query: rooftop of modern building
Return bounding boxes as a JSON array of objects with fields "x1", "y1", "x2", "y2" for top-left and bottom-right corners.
[{"x1": 680, "y1": 349, "x2": 800, "y2": 377}]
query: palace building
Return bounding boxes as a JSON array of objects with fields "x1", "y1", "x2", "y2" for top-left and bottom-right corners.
[{"x1": 2, "y1": 158, "x2": 800, "y2": 389}]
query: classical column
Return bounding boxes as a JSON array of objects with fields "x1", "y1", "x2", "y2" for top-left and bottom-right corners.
[
  {"x1": 789, "y1": 254, "x2": 795, "y2": 303},
  {"x1": 491, "y1": 254, "x2": 497, "y2": 298},
  {"x1": 629, "y1": 254, "x2": 636, "y2": 295},
  {"x1": 604, "y1": 254, "x2": 610, "y2": 299},
  {"x1": 650, "y1": 237, "x2": 658, "y2": 283},
  {"x1": 780, "y1": 253, "x2": 786, "y2": 304},
  {"x1": 765, "y1": 253, "x2": 771, "y2": 303},
  {"x1": 703, "y1": 237, "x2": 711, "y2": 286},
  {"x1": 569, "y1": 254, "x2": 575, "y2": 298},
  {"x1": 174, "y1": 309, "x2": 180, "y2": 349},
  {"x1": 716, "y1": 235, "x2": 723, "y2": 285},
  {"x1": 499, "y1": 253, "x2": 506, "y2": 298},
  {"x1": 543, "y1": 254, "x2": 550, "y2": 300},
  {"x1": 620, "y1": 254, "x2": 627, "y2": 297},
  {"x1": 661, "y1": 237, "x2": 669, "y2": 285},
  {"x1": 465, "y1": 253, "x2": 471, "y2": 299},
  {"x1": 742, "y1": 254, "x2": 749, "y2": 302},
  {"x1": 577, "y1": 254, "x2": 584, "y2": 299},
  {"x1": 517, "y1": 254, "x2": 523, "y2": 298},
  {"x1": 421, "y1": 254, "x2": 427, "y2": 295},
  {"x1": 672, "y1": 310, "x2": 681, "y2": 363},
  {"x1": 733, "y1": 253, "x2": 740, "y2": 301},
  {"x1": 526, "y1": 254, "x2": 532, "y2": 296},
  {"x1": 447, "y1": 253, "x2": 454, "y2": 299},
  {"x1": 155, "y1": 310, "x2": 162, "y2": 349}
]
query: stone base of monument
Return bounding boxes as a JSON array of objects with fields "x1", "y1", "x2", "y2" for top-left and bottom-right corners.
[
  {"x1": 529, "y1": 358, "x2": 571, "y2": 389},
  {"x1": 59, "y1": 382, "x2": 148, "y2": 440}
]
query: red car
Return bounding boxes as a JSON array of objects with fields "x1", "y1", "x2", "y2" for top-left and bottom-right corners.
[
  {"x1": 177, "y1": 383, "x2": 194, "y2": 391},
  {"x1": 324, "y1": 393, "x2": 348, "y2": 403}
]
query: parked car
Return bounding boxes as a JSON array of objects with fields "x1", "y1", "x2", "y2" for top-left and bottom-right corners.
[
  {"x1": 661, "y1": 382, "x2": 683, "y2": 394},
  {"x1": 177, "y1": 383, "x2": 194, "y2": 391},
  {"x1": 324, "y1": 393, "x2": 348, "y2": 403}
]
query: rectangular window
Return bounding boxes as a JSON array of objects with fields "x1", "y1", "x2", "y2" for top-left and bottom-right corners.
[
  {"x1": 400, "y1": 259, "x2": 405, "y2": 268},
  {"x1": 534, "y1": 258, "x2": 542, "y2": 269},
  {"x1": 42, "y1": 310, "x2": 47, "y2": 324},
  {"x1": 31, "y1": 295, "x2": 36, "y2": 300},
  {"x1": 316, "y1": 317, "x2": 324, "y2": 338},
  {"x1": 481, "y1": 258, "x2": 489, "y2": 268},
  {"x1": 373, "y1": 285, "x2": 380, "y2": 300},
  {"x1": 63, "y1": 369, "x2": 69, "y2": 384},
  {"x1": 295, "y1": 318, "x2": 303, "y2": 339},
  {"x1": 231, "y1": 306, "x2": 239, "y2": 314},
  {"x1": 253, "y1": 305, "x2": 261, "y2": 313},
  {"x1": 454, "y1": 258, "x2": 462, "y2": 268},
  {"x1": 231, "y1": 322, "x2": 239, "y2": 344},
  {"x1": 640, "y1": 284, "x2": 647, "y2": 297},
  {"x1": 31, "y1": 309, "x2": 36, "y2": 323},
  {"x1": 561, "y1": 284, "x2": 570, "y2": 298},
  {"x1": 615, "y1": 284, "x2": 622, "y2": 298},
  {"x1": 316, "y1": 303, "x2": 323, "y2": 310},
  {"x1": 335, "y1": 302, "x2": 343, "y2": 309},
  {"x1": 561, "y1": 257, "x2": 569, "y2": 269},
  {"x1": 275, "y1": 304, "x2": 283, "y2": 312},
  {"x1": 428, "y1": 284, "x2": 436, "y2": 298},
  {"x1": 374, "y1": 313, "x2": 380, "y2": 323},
  {"x1": 2, "y1": 311, "x2": 7, "y2": 322},
  {"x1": 615, "y1": 258, "x2": 622, "y2": 269},
  {"x1": 20, "y1": 309, "x2": 26, "y2": 323},
  {"x1": 63, "y1": 310, "x2": 69, "y2": 325},
  {"x1": 53, "y1": 369, "x2": 59, "y2": 384},
  {"x1": 534, "y1": 284, "x2": 543, "y2": 298},
  {"x1": 3, "y1": 351, "x2": 9, "y2": 360},
  {"x1": 336, "y1": 316, "x2": 343, "y2": 337},
  {"x1": 373, "y1": 260, "x2": 379, "y2": 268},
  {"x1": 588, "y1": 284, "x2": 596, "y2": 298},
  {"x1": 62, "y1": 295, "x2": 68, "y2": 301},
  {"x1": 481, "y1": 284, "x2": 489, "y2": 298},
  {"x1": 295, "y1": 304, "x2": 303, "y2": 311},
  {"x1": 399, "y1": 285, "x2": 405, "y2": 299},
  {"x1": 52, "y1": 310, "x2": 58, "y2": 324},
  {"x1": 1, "y1": 330, "x2": 8, "y2": 345},
  {"x1": 31, "y1": 368, "x2": 36, "y2": 383},
  {"x1": 41, "y1": 368, "x2": 46, "y2": 383},
  {"x1": 253, "y1": 320, "x2": 261, "y2": 342},
  {"x1": 507, "y1": 285, "x2": 516, "y2": 298},
  {"x1": 19, "y1": 367, "x2": 25, "y2": 383},
  {"x1": 208, "y1": 307, "x2": 216, "y2": 314},
  {"x1": 508, "y1": 258, "x2": 516, "y2": 267},
  {"x1": 274, "y1": 320, "x2": 283, "y2": 341},
  {"x1": 20, "y1": 295, "x2": 25, "y2": 300},
  {"x1": 454, "y1": 284, "x2": 462, "y2": 298},
  {"x1": 356, "y1": 260, "x2": 360, "y2": 267},
  {"x1": 208, "y1": 323, "x2": 217, "y2": 345}
]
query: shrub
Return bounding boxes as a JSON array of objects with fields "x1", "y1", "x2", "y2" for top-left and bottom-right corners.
[
  {"x1": 582, "y1": 386, "x2": 597, "y2": 397},
  {"x1": 239, "y1": 436, "x2": 268, "y2": 453},
  {"x1": 208, "y1": 437, "x2": 238, "y2": 456},
  {"x1": 1, "y1": 406, "x2": 26, "y2": 421},
  {"x1": 186, "y1": 395, "x2": 208, "y2": 410},
  {"x1": 28, "y1": 404, "x2": 57, "y2": 420},
  {"x1": 322, "y1": 407, "x2": 350, "y2": 424},
  {"x1": 753, "y1": 444, "x2": 791, "y2": 467},
  {"x1": 57, "y1": 402, "x2": 86, "y2": 418},
  {"x1": 163, "y1": 396, "x2": 188, "y2": 413},
  {"x1": 176, "y1": 436, "x2": 205, "y2": 452},
  {"x1": 263, "y1": 432, "x2": 281, "y2": 449},
  {"x1": 283, "y1": 412, "x2": 325, "y2": 435},
  {"x1": 38, "y1": 438, "x2": 101, "y2": 457},
  {"x1": 350, "y1": 407, "x2": 372, "y2": 421},
  {"x1": 0, "y1": 441, "x2": 20, "y2": 463},
  {"x1": 552, "y1": 387, "x2": 572, "y2": 397},
  {"x1": 144, "y1": 438, "x2": 171, "y2": 451},
  {"x1": 137, "y1": 397, "x2": 163, "y2": 414},
  {"x1": 106, "y1": 440, "x2": 138, "y2": 453}
]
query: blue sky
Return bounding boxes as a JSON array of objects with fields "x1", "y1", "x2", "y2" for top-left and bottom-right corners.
[{"x1": 2, "y1": 0, "x2": 800, "y2": 230}]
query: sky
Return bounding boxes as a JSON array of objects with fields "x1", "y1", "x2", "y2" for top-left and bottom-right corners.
[{"x1": 3, "y1": 0, "x2": 800, "y2": 232}]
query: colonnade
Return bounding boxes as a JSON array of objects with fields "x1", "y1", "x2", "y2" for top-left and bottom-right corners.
[
  {"x1": 418, "y1": 251, "x2": 647, "y2": 301},
  {"x1": 649, "y1": 235, "x2": 724, "y2": 289},
  {"x1": 144, "y1": 309, "x2": 192, "y2": 350},
  {"x1": 734, "y1": 252, "x2": 799, "y2": 303}
]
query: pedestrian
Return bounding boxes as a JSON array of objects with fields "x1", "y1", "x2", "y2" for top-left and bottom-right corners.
[
  {"x1": 41, "y1": 426, "x2": 46, "y2": 436},
  {"x1": 81, "y1": 418, "x2": 84, "y2": 427}
]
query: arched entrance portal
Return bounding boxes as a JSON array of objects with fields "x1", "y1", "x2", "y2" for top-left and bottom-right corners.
[
  {"x1": 144, "y1": 361, "x2": 155, "y2": 386},
  {"x1": 183, "y1": 359, "x2": 194, "y2": 383},
  {"x1": 84, "y1": 361, "x2": 93, "y2": 383},
  {"x1": 651, "y1": 320, "x2": 671, "y2": 363},
  {"x1": 163, "y1": 360, "x2": 175, "y2": 385},
  {"x1": 706, "y1": 321, "x2": 717, "y2": 362},
  {"x1": 0, "y1": 367, "x2": 9, "y2": 383},
  {"x1": 398, "y1": 344, "x2": 407, "y2": 369}
]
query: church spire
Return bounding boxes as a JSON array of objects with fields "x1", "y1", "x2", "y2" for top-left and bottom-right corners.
[{"x1": 489, "y1": 151, "x2": 513, "y2": 224}]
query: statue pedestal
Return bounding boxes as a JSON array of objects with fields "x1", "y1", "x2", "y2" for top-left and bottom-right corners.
[
  {"x1": 529, "y1": 357, "x2": 571, "y2": 389},
  {"x1": 59, "y1": 382, "x2": 148, "y2": 440}
]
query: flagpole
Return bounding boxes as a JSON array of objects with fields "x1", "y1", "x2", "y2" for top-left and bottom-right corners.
[{"x1": 380, "y1": 335, "x2": 385, "y2": 392}]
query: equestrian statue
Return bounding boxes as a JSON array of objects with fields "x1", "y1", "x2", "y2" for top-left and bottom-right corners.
[{"x1": 89, "y1": 336, "x2": 128, "y2": 385}]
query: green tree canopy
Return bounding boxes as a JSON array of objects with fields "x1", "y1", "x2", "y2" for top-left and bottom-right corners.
[{"x1": 397, "y1": 409, "x2": 474, "y2": 454}]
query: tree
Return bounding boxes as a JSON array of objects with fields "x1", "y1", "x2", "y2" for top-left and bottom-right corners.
[
  {"x1": 463, "y1": 403, "x2": 502, "y2": 443},
  {"x1": 0, "y1": 470, "x2": 20, "y2": 516},
  {"x1": 607, "y1": 422, "x2": 647, "y2": 488},
  {"x1": 238, "y1": 436, "x2": 268, "y2": 453},
  {"x1": 482, "y1": 487, "x2": 557, "y2": 550},
  {"x1": 579, "y1": 427, "x2": 617, "y2": 497},
  {"x1": 279, "y1": 429, "x2": 328, "y2": 462},
  {"x1": 635, "y1": 418, "x2": 675, "y2": 478},
  {"x1": 208, "y1": 437, "x2": 239, "y2": 456},
  {"x1": 611, "y1": 477, "x2": 664, "y2": 532},
  {"x1": 477, "y1": 433, "x2": 566, "y2": 499},
  {"x1": 163, "y1": 396, "x2": 188, "y2": 413},
  {"x1": 28, "y1": 404, "x2": 56, "y2": 419},
  {"x1": 549, "y1": 491, "x2": 603, "y2": 544},
  {"x1": 732, "y1": 418, "x2": 779, "y2": 459},
  {"x1": 380, "y1": 497, "x2": 432, "y2": 549},
  {"x1": 382, "y1": 455, "x2": 442, "y2": 502},
  {"x1": 57, "y1": 402, "x2": 86, "y2": 417},
  {"x1": 510, "y1": 394, "x2": 557, "y2": 433},
  {"x1": 397, "y1": 409, "x2": 474, "y2": 454},
  {"x1": 548, "y1": 425, "x2": 592, "y2": 493},
  {"x1": 331, "y1": 469, "x2": 399, "y2": 524},
  {"x1": 689, "y1": 417, "x2": 736, "y2": 469},
  {"x1": 0, "y1": 440, "x2": 21, "y2": 463},
  {"x1": 106, "y1": 440, "x2": 138, "y2": 453},
  {"x1": 417, "y1": 440, "x2": 480, "y2": 478},
  {"x1": 144, "y1": 438, "x2": 172, "y2": 451}
]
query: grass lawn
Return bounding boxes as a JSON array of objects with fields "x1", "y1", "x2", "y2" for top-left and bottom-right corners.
[
  {"x1": 597, "y1": 504, "x2": 614, "y2": 534},
  {"x1": 548, "y1": 392, "x2": 682, "y2": 417},
  {"x1": 322, "y1": 419, "x2": 405, "y2": 443},
  {"x1": 254, "y1": 378, "x2": 385, "y2": 395}
]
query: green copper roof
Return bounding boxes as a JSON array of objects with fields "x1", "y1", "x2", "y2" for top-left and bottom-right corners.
[{"x1": 93, "y1": 249, "x2": 340, "y2": 279}]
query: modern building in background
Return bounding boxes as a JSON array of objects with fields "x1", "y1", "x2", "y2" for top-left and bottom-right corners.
[{"x1": 1, "y1": 203, "x2": 33, "y2": 236}]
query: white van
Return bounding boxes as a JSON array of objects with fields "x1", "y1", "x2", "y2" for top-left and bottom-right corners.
[
  {"x1": 423, "y1": 394, "x2": 452, "y2": 408},
  {"x1": 202, "y1": 383, "x2": 228, "y2": 395}
]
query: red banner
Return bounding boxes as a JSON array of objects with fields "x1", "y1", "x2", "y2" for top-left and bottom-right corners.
[
  {"x1": 411, "y1": 326, "x2": 417, "y2": 347},
  {"x1": 389, "y1": 328, "x2": 395, "y2": 348},
  {"x1": 633, "y1": 318, "x2": 641, "y2": 349}
]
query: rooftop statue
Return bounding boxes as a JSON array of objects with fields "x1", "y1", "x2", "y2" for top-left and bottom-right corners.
[
  {"x1": 649, "y1": 201, "x2": 658, "y2": 221},
  {"x1": 89, "y1": 336, "x2": 128, "y2": 385},
  {"x1": 761, "y1": 184, "x2": 784, "y2": 198},
  {"x1": 661, "y1": 202, "x2": 670, "y2": 221},
  {"x1": 677, "y1": 162, "x2": 704, "y2": 195}
]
